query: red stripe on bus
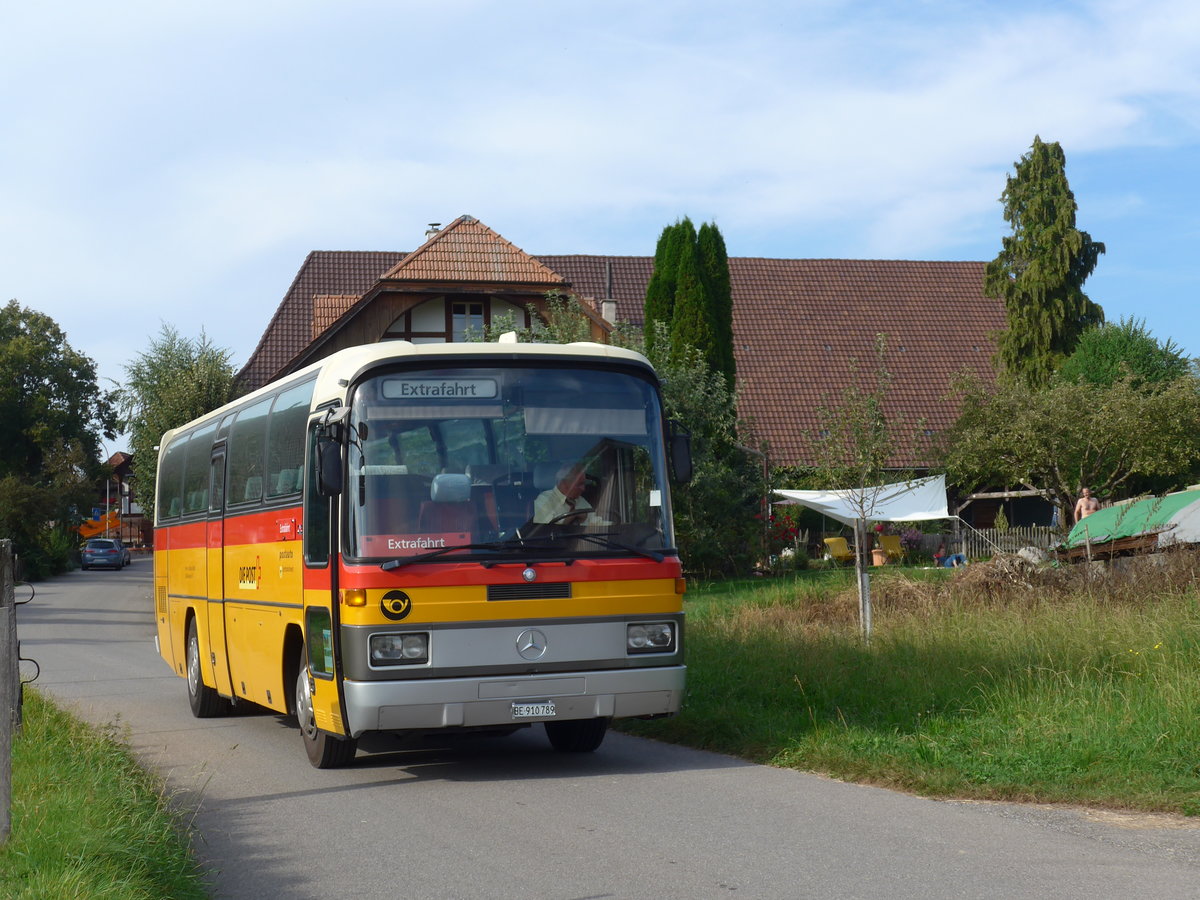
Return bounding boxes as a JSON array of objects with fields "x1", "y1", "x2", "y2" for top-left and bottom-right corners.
[{"x1": 339, "y1": 555, "x2": 681, "y2": 589}]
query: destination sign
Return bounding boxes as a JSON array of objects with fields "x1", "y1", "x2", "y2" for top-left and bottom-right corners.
[{"x1": 382, "y1": 378, "x2": 499, "y2": 400}]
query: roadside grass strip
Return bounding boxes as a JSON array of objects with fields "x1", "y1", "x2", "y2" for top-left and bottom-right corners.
[{"x1": 1, "y1": 690, "x2": 209, "y2": 900}]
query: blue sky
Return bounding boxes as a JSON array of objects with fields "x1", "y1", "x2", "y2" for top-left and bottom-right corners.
[{"x1": 4, "y1": 0, "x2": 1199, "y2": 450}]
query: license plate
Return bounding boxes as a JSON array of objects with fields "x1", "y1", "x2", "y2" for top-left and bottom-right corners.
[{"x1": 512, "y1": 700, "x2": 556, "y2": 719}]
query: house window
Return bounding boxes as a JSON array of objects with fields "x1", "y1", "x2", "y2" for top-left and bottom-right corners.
[{"x1": 452, "y1": 302, "x2": 485, "y2": 342}]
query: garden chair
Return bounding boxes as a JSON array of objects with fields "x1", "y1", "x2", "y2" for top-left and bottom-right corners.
[
  {"x1": 878, "y1": 534, "x2": 903, "y2": 563},
  {"x1": 822, "y1": 536, "x2": 855, "y2": 566}
]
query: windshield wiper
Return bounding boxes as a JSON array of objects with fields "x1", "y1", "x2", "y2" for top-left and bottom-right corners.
[
  {"x1": 379, "y1": 532, "x2": 666, "y2": 571},
  {"x1": 380, "y1": 541, "x2": 507, "y2": 571},
  {"x1": 574, "y1": 532, "x2": 665, "y2": 562}
]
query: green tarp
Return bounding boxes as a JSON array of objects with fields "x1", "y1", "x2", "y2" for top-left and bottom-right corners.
[{"x1": 1064, "y1": 489, "x2": 1200, "y2": 549}]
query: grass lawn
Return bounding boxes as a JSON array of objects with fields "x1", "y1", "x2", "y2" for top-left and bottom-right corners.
[
  {"x1": 1, "y1": 690, "x2": 209, "y2": 900},
  {"x1": 620, "y1": 552, "x2": 1200, "y2": 816}
]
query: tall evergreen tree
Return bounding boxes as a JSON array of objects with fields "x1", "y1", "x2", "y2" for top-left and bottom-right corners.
[
  {"x1": 668, "y1": 222, "x2": 718, "y2": 370},
  {"x1": 985, "y1": 136, "x2": 1105, "y2": 387},
  {"x1": 642, "y1": 221, "x2": 687, "y2": 358},
  {"x1": 697, "y1": 221, "x2": 735, "y2": 386}
]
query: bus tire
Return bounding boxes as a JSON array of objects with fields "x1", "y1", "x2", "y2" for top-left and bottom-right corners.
[
  {"x1": 295, "y1": 657, "x2": 358, "y2": 768},
  {"x1": 544, "y1": 716, "x2": 609, "y2": 753},
  {"x1": 186, "y1": 617, "x2": 230, "y2": 718}
]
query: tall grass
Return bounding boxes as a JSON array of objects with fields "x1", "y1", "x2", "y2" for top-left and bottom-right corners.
[
  {"x1": 622, "y1": 552, "x2": 1200, "y2": 814},
  {"x1": 1, "y1": 690, "x2": 209, "y2": 899}
]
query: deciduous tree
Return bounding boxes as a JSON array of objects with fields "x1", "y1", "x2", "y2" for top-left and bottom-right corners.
[
  {"x1": 0, "y1": 300, "x2": 114, "y2": 576},
  {"x1": 1056, "y1": 317, "x2": 1189, "y2": 388},
  {"x1": 941, "y1": 373, "x2": 1200, "y2": 515},
  {"x1": 119, "y1": 325, "x2": 238, "y2": 508}
]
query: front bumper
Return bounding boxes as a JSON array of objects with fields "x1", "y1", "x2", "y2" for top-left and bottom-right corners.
[{"x1": 342, "y1": 665, "x2": 686, "y2": 737}]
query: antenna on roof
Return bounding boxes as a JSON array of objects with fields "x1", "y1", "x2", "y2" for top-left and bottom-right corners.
[{"x1": 425, "y1": 223, "x2": 441, "y2": 237}]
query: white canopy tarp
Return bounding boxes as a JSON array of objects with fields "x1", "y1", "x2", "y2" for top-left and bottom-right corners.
[{"x1": 774, "y1": 475, "x2": 949, "y2": 527}]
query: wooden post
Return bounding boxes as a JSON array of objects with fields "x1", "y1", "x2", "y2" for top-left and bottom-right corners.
[{"x1": 2, "y1": 539, "x2": 14, "y2": 845}]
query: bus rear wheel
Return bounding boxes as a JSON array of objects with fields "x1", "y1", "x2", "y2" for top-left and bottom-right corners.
[
  {"x1": 294, "y1": 657, "x2": 358, "y2": 768},
  {"x1": 186, "y1": 618, "x2": 230, "y2": 718},
  {"x1": 544, "y1": 717, "x2": 609, "y2": 753}
]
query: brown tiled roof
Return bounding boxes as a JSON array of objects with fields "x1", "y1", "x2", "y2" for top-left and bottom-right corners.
[
  {"x1": 541, "y1": 256, "x2": 1002, "y2": 468},
  {"x1": 729, "y1": 258, "x2": 999, "y2": 467},
  {"x1": 312, "y1": 295, "x2": 360, "y2": 339},
  {"x1": 237, "y1": 230, "x2": 1003, "y2": 468},
  {"x1": 381, "y1": 215, "x2": 567, "y2": 286},
  {"x1": 536, "y1": 255, "x2": 654, "y2": 320},
  {"x1": 238, "y1": 250, "x2": 404, "y2": 390}
]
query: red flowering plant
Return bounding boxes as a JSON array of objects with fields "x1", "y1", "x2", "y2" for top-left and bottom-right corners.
[{"x1": 765, "y1": 507, "x2": 803, "y2": 559}]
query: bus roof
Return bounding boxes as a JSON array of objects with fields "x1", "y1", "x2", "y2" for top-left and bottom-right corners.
[{"x1": 159, "y1": 337, "x2": 656, "y2": 449}]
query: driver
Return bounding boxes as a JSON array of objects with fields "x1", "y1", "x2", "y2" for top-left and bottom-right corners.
[{"x1": 532, "y1": 462, "x2": 595, "y2": 524}]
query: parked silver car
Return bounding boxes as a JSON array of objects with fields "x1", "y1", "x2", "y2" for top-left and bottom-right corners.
[{"x1": 81, "y1": 538, "x2": 130, "y2": 570}]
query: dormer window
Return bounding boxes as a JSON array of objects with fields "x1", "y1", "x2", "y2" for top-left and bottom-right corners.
[{"x1": 452, "y1": 301, "x2": 486, "y2": 342}]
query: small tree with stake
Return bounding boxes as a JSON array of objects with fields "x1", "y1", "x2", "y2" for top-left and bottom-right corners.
[{"x1": 810, "y1": 335, "x2": 923, "y2": 641}]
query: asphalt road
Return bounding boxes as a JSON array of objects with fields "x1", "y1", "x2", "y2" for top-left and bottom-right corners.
[{"x1": 16, "y1": 561, "x2": 1200, "y2": 899}]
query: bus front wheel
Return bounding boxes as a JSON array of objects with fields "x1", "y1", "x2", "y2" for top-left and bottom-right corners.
[
  {"x1": 544, "y1": 717, "x2": 609, "y2": 753},
  {"x1": 294, "y1": 657, "x2": 358, "y2": 768},
  {"x1": 186, "y1": 618, "x2": 230, "y2": 718}
]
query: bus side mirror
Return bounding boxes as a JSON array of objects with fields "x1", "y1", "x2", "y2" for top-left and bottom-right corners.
[
  {"x1": 668, "y1": 422, "x2": 692, "y2": 484},
  {"x1": 317, "y1": 438, "x2": 343, "y2": 497}
]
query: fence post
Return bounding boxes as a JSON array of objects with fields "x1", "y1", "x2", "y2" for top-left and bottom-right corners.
[{"x1": 2, "y1": 540, "x2": 14, "y2": 845}]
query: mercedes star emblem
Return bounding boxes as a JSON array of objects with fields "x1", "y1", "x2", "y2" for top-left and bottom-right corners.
[{"x1": 516, "y1": 628, "x2": 548, "y2": 661}]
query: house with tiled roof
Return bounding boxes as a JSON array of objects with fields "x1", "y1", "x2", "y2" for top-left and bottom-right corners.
[{"x1": 239, "y1": 215, "x2": 1007, "y2": 473}]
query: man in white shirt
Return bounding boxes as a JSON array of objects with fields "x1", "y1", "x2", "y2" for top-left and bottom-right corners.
[{"x1": 533, "y1": 463, "x2": 595, "y2": 524}]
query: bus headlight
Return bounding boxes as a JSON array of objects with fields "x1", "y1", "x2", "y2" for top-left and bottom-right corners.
[
  {"x1": 627, "y1": 622, "x2": 676, "y2": 654},
  {"x1": 369, "y1": 632, "x2": 429, "y2": 666}
]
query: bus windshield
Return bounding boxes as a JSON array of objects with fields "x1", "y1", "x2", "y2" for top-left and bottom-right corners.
[{"x1": 345, "y1": 363, "x2": 674, "y2": 562}]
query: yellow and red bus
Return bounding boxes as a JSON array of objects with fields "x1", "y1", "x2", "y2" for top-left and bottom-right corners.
[{"x1": 154, "y1": 337, "x2": 690, "y2": 767}]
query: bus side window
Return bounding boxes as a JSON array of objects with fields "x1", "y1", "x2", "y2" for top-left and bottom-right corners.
[
  {"x1": 304, "y1": 422, "x2": 330, "y2": 567},
  {"x1": 181, "y1": 422, "x2": 217, "y2": 514},
  {"x1": 267, "y1": 380, "x2": 314, "y2": 499},
  {"x1": 229, "y1": 396, "x2": 272, "y2": 506},
  {"x1": 157, "y1": 435, "x2": 187, "y2": 522}
]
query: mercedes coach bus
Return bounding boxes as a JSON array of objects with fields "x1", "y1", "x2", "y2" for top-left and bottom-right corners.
[{"x1": 154, "y1": 336, "x2": 691, "y2": 767}]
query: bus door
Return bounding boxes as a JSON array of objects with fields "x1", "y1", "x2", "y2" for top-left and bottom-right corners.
[
  {"x1": 205, "y1": 445, "x2": 235, "y2": 698},
  {"x1": 301, "y1": 416, "x2": 348, "y2": 736}
]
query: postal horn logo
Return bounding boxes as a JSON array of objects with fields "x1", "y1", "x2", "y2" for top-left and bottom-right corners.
[{"x1": 381, "y1": 590, "x2": 412, "y2": 621}]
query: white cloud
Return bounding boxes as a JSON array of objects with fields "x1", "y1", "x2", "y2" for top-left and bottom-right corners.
[{"x1": 4, "y1": 0, "x2": 1200, "y2": 388}]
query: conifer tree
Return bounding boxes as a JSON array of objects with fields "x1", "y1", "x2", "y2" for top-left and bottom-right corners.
[
  {"x1": 985, "y1": 136, "x2": 1105, "y2": 387},
  {"x1": 668, "y1": 222, "x2": 718, "y2": 369},
  {"x1": 643, "y1": 221, "x2": 687, "y2": 357},
  {"x1": 697, "y1": 221, "x2": 735, "y2": 386}
]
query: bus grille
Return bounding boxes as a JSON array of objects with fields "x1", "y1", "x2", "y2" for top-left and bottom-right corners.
[{"x1": 487, "y1": 582, "x2": 572, "y2": 601}]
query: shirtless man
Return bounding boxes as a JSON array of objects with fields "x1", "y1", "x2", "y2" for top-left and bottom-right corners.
[{"x1": 1074, "y1": 488, "x2": 1100, "y2": 523}]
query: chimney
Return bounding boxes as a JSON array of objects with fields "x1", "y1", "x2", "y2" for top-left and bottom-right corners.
[
  {"x1": 425, "y1": 223, "x2": 441, "y2": 238},
  {"x1": 601, "y1": 260, "x2": 617, "y2": 323}
]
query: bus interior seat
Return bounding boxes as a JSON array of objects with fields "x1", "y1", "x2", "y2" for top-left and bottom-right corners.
[
  {"x1": 243, "y1": 475, "x2": 262, "y2": 503},
  {"x1": 272, "y1": 468, "x2": 296, "y2": 495},
  {"x1": 419, "y1": 474, "x2": 475, "y2": 535},
  {"x1": 361, "y1": 465, "x2": 426, "y2": 534}
]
